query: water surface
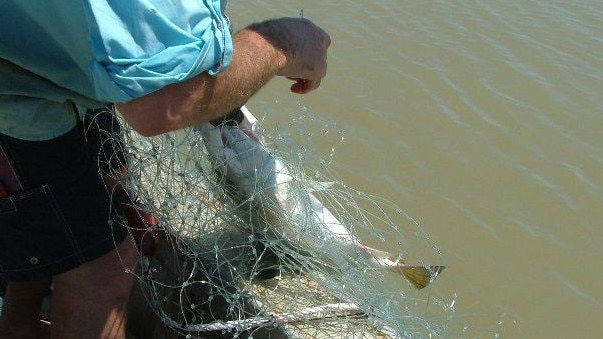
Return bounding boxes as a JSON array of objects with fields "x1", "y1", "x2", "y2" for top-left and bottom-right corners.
[{"x1": 231, "y1": 1, "x2": 603, "y2": 337}]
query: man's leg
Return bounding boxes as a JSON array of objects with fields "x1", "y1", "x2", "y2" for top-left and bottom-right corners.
[
  {"x1": 50, "y1": 109, "x2": 138, "y2": 338},
  {"x1": 0, "y1": 280, "x2": 51, "y2": 339},
  {"x1": 50, "y1": 236, "x2": 137, "y2": 339},
  {"x1": 44, "y1": 108, "x2": 138, "y2": 338},
  {"x1": 0, "y1": 107, "x2": 136, "y2": 338}
]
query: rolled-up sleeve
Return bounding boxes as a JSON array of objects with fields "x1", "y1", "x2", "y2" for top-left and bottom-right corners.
[{"x1": 84, "y1": 0, "x2": 233, "y2": 102}]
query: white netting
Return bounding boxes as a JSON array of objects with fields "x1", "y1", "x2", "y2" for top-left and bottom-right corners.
[{"x1": 90, "y1": 106, "x2": 453, "y2": 338}]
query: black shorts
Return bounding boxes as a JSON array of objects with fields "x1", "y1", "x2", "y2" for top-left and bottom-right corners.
[
  {"x1": 0, "y1": 107, "x2": 128, "y2": 282},
  {"x1": 83, "y1": 107, "x2": 128, "y2": 177}
]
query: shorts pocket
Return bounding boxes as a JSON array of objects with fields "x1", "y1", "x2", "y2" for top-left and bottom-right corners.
[{"x1": 0, "y1": 184, "x2": 79, "y2": 272}]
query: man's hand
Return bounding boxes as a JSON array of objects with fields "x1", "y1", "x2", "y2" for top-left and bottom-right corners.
[{"x1": 249, "y1": 18, "x2": 331, "y2": 94}]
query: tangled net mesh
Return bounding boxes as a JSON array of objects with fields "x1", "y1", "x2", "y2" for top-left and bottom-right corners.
[{"x1": 86, "y1": 105, "x2": 455, "y2": 338}]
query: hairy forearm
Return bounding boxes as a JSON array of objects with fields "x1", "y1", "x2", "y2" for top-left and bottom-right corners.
[{"x1": 116, "y1": 28, "x2": 286, "y2": 137}]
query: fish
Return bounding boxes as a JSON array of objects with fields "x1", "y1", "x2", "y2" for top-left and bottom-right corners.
[{"x1": 199, "y1": 106, "x2": 444, "y2": 289}]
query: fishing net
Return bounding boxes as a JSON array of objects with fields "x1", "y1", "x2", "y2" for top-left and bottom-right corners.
[{"x1": 86, "y1": 105, "x2": 454, "y2": 338}]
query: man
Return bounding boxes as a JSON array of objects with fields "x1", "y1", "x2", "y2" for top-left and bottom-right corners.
[{"x1": 0, "y1": 1, "x2": 330, "y2": 338}]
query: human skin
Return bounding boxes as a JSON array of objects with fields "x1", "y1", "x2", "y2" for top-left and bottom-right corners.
[{"x1": 117, "y1": 17, "x2": 331, "y2": 137}]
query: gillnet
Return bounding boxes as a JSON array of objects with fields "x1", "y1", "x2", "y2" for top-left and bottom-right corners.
[{"x1": 87, "y1": 105, "x2": 454, "y2": 338}]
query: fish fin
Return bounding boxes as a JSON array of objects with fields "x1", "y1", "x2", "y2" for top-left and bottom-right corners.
[{"x1": 399, "y1": 265, "x2": 445, "y2": 290}]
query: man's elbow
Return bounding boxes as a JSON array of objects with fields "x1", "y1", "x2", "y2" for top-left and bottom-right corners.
[{"x1": 115, "y1": 101, "x2": 180, "y2": 137}]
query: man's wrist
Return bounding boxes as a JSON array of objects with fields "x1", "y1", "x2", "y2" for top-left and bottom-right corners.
[
  {"x1": 244, "y1": 20, "x2": 289, "y2": 75},
  {"x1": 209, "y1": 107, "x2": 244, "y2": 126}
]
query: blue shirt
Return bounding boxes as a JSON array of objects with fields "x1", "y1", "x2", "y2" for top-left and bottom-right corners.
[{"x1": 0, "y1": 0, "x2": 232, "y2": 140}]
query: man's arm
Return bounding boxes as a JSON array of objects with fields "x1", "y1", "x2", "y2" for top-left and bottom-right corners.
[{"x1": 116, "y1": 18, "x2": 330, "y2": 137}]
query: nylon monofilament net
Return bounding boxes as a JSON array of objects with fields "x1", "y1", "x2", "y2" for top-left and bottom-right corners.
[{"x1": 88, "y1": 106, "x2": 455, "y2": 338}]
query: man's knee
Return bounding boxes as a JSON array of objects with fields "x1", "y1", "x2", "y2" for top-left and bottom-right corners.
[{"x1": 53, "y1": 237, "x2": 138, "y2": 300}]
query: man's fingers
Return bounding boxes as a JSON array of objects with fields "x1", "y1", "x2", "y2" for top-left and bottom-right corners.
[
  {"x1": 288, "y1": 78, "x2": 308, "y2": 93},
  {"x1": 289, "y1": 78, "x2": 321, "y2": 94}
]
